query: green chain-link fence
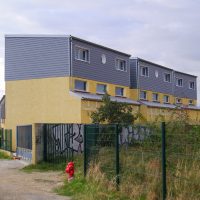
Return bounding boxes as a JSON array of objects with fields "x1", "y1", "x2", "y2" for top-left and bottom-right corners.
[{"x1": 84, "y1": 122, "x2": 200, "y2": 200}]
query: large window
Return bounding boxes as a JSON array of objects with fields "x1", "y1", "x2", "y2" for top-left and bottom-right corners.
[
  {"x1": 140, "y1": 91, "x2": 147, "y2": 100},
  {"x1": 75, "y1": 46, "x2": 90, "y2": 62},
  {"x1": 96, "y1": 84, "x2": 107, "y2": 94},
  {"x1": 152, "y1": 93, "x2": 159, "y2": 102},
  {"x1": 116, "y1": 59, "x2": 127, "y2": 71},
  {"x1": 163, "y1": 95, "x2": 170, "y2": 103},
  {"x1": 74, "y1": 80, "x2": 87, "y2": 91},
  {"x1": 189, "y1": 81, "x2": 195, "y2": 90},
  {"x1": 164, "y1": 73, "x2": 171, "y2": 82},
  {"x1": 176, "y1": 78, "x2": 183, "y2": 87},
  {"x1": 140, "y1": 66, "x2": 149, "y2": 77},
  {"x1": 115, "y1": 87, "x2": 124, "y2": 96}
]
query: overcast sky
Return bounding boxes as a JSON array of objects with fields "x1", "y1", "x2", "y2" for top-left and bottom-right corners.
[{"x1": 0, "y1": 0, "x2": 199, "y2": 104}]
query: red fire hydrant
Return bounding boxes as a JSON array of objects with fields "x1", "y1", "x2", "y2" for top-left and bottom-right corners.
[{"x1": 65, "y1": 162, "x2": 74, "y2": 182}]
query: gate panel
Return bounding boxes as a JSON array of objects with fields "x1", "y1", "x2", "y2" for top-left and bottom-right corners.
[
  {"x1": 44, "y1": 124, "x2": 74, "y2": 163},
  {"x1": 16, "y1": 125, "x2": 32, "y2": 161}
]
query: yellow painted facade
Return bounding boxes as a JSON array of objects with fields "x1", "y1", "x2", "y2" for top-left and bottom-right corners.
[{"x1": 4, "y1": 76, "x2": 200, "y2": 158}]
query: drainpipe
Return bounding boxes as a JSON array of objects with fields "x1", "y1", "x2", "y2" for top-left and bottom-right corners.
[{"x1": 69, "y1": 35, "x2": 73, "y2": 92}]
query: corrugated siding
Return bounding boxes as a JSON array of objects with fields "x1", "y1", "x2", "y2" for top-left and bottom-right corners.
[
  {"x1": 71, "y1": 39, "x2": 130, "y2": 86},
  {"x1": 5, "y1": 37, "x2": 70, "y2": 81},
  {"x1": 130, "y1": 59, "x2": 138, "y2": 88},
  {"x1": 138, "y1": 61, "x2": 174, "y2": 95},
  {"x1": 174, "y1": 72, "x2": 197, "y2": 99}
]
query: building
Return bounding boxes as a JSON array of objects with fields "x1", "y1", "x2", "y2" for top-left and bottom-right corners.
[{"x1": 4, "y1": 35, "x2": 200, "y2": 152}]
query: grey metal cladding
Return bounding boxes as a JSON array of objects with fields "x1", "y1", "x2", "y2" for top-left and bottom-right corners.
[
  {"x1": 71, "y1": 39, "x2": 130, "y2": 86},
  {"x1": 138, "y1": 60, "x2": 174, "y2": 94},
  {"x1": 174, "y1": 72, "x2": 197, "y2": 99},
  {"x1": 130, "y1": 59, "x2": 138, "y2": 88},
  {"x1": 5, "y1": 36, "x2": 70, "y2": 81}
]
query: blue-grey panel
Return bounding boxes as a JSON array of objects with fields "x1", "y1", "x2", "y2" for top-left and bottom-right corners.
[
  {"x1": 138, "y1": 60, "x2": 174, "y2": 95},
  {"x1": 5, "y1": 36, "x2": 70, "y2": 81},
  {"x1": 174, "y1": 72, "x2": 197, "y2": 99},
  {"x1": 71, "y1": 39, "x2": 130, "y2": 86},
  {"x1": 130, "y1": 59, "x2": 138, "y2": 88}
]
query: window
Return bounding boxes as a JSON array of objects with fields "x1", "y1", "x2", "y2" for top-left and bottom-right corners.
[
  {"x1": 189, "y1": 81, "x2": 195, "y2": 90},
  {"x1": 164, "y1": 73, "x2": 171, "y2": 83},
  {"x1": 96, "y1": 84, "x2": 106, "y2": 94},
  {"x1": 140, "y1": 91, "x2": 147, "y2": 100},
  {"x1": 140, "y1": 66, "x2": 149, "y2": 77},
  {"x1": 115, "y1": 87, "x2": 124, "y2": 96},
  {"x1": 163, "y1": 95, "x2": 170, "y2": 103},
  {"x1": 75, "y1": 46, "x2": 89, "y2": 62},
  {"x1": 189, "y1": 99, "x2": 194, "y2": 105},
  {"x1": 176, "y1": 98, "x2": 182, "y2": 104},
  {"x1": 152, "y1": 93, "x2": 159, "y2": 102},
  {"x1": 116, "y1": 59, "x2": 127, "y2": 71},
  {"x1": 74, "y1": 80, "x2": 87, "y2": 91},
  {"x1": 176, "y1": 78, "x2": 183, "y2": 87}
]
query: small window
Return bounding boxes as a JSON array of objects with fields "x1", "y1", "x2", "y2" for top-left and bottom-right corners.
[
  {"x1": 115, "y1": 87, "x2": 124, "y2": 96},
  {"x1": 152, "y1": 93, "x2": 159, "y2": 102},
  {"x1": 189, "y1": 81, "x2": 195, "y2": 90},
  {"x1": 176, "y1": 98, "x2": 182, "y2": 104},
  {"x1": 163, "y1": 95, "x2": 170, "y2": 103},
  {"x1": 140, "y1": 66, "x2": 149, "y2": 77},
  {"x1": 74, "y1": 80, "x2": 87, "y2": 91},
  {"x1": 140, "y1": 91, "x2": 147, "y2": 100},
  {"x1": 75, "y1": 46, "x2": 90, "y2": 62},
  {"x1": 176, "y1": 78, "x2": 183, "y2": 87},
  {"x1": 189, "y1": 99, "x2": 194, "y2": 105},
  {"x1": 116, "y1": 59, "x2": 127, "y2": 71},
  {"x1": 96, "y1": 84, "x2": 106, "y2": 94},
  {"x1": 164, "y1": 73, "x2": 171, "y2": 82}
]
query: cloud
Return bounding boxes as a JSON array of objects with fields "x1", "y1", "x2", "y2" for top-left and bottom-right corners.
[{"x1": 0, "y1": 0, "x2": 199, "y2": 104}]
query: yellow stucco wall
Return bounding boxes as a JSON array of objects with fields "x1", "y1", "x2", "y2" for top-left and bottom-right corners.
[{"x1": 5, "y1": 77, "x2": 82, "y2": 150}]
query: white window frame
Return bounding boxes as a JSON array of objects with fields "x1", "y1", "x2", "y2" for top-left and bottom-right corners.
[
  {"x1": 115, "y1": 58, "x2": 127, "y2": 72},
  {"x1": 140, "y1": 91, "x2": 147, "y2": 100},
  {"x1": 115, "y1": 87, "x2": 124, "y2": 97},
  {"x1": 176, "y1": 78, "x2": 183, "y2": 87},
  {"x1": 163, "y1": 95, "x2": 170, "y2": 103},
  {"x1": 164, "y1": 73, "x2": 171, "y2": 83},
  {"x1": 75, "y1": 45, "x2": 90, "y2": 63},
  {"x1": 189, "y1": 81, "x2": 195, "y2": 90},
  {"x1": 96, "y1": 84, "x2": 107, "y2": 94},
  {"x1": 140, "y1": 66, "x2": 149, "y2": 77},
  {"x1": 152, "y1": 93, "x2": 159, "y2": 102}
]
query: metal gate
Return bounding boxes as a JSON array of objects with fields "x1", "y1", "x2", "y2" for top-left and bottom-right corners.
[
  {"x1": 16, "y1": 125, "x2": 32, "y2": 161},
  {"x1": 43, "y1": 124, "x2": 74, "y2": 163},
  {"x1": 0, "y1": 128, "x2": 12, "y2": 151}
]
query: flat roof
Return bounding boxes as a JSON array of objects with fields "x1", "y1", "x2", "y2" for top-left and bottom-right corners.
[
  {"x1": 132, "y1": 57, "x2": 197, "y2": 78},
  {"x1": 5, "y1": 34, "x2": 131, "y2": 57}
]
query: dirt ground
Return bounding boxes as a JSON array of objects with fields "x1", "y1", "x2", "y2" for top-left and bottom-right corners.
[{"x1": 0, "y1": 160, "x2": 71, "y2": 200}]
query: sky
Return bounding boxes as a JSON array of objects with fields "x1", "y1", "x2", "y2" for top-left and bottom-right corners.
[{"x1": 0, "y1": 0, "x2": 199, "y2": 104}]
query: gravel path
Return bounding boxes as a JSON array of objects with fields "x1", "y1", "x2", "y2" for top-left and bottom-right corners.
[{"x1": 0, "y1": 160, "x2": 71, "y2": 200}]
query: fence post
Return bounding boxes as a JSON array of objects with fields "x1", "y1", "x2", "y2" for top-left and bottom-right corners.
[
  {"x1": 116, "y1": 125, "x2": 120, "y2": 190},
  {"x1": 161, "y1": 122, "x2": 167, "y2": 200},
  {"x1": 43, "y1": 124, "x2": 47, "y2": 162},
  {"x1": 84, "y1": 125, "x2": 87, "y2": 177}
]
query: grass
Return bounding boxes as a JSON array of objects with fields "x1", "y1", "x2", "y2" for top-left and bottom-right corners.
[
  {"x1": 0, "y1": 151, "x2": 11, "y2": 159},
  {"x1": 22, "y1": 123, "x2": 200, "y2": 200}
]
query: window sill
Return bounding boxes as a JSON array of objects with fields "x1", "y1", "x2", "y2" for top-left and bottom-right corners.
[
  {"x1": 74, "y1": 89, "x2": 89, "y2": 93},
  {"x1": 163, "y1": 102, "x2": 170, "y2": 104},
  {"x1": 115, "y1": 95, "x2": 126, "y2": 98},
  {"x1": 152, "y1": 100, "x2": 160, "y2": 103},
  {"x1": 140, "y1": 98, "x2": 148, "y2": 101},
  {"x1": 96, "y1": 92, "x2": 106, "y2": 95},
  {"x1": 75, "y1": 58, "x2": 90, "y2": 63}
]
